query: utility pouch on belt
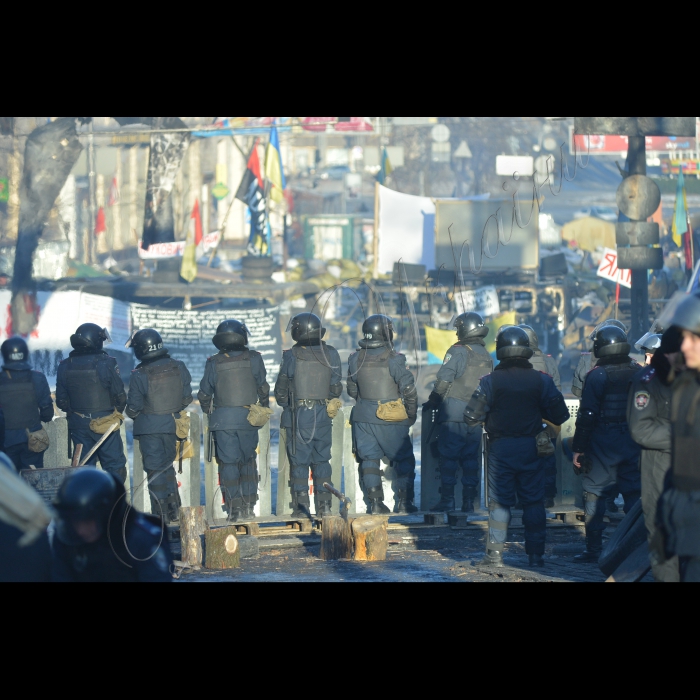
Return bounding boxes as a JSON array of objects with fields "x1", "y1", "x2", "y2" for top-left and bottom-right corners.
[
  {"x1": 536, "y1": 430, "x2": 556, "y2": 458},
  {"x1": 247, "y1": 404, "x2": 274, "y2": 428},
  {"x1": 175, "y1": 413, "x2": 191, "y2": 440},
  {"x1": 327, "y1": 399, "x2": 343, "y2": 420},
  {"x1": 376, "y1": 400, "x2": 409, "y2": 423},
  {"x1": 175, "y1": 439, "x2": 195, "y2": 461},
  {"x1": 543, "y1": 420, "x2": 561, "y2": 440},
  {"x1": 26, "y1": 428, "x2": 50, "y2": 454},
  {"x1": 90, "y1": 411, "x2": 125, "y2": 435}
]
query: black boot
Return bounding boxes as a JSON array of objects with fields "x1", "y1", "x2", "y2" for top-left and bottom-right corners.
[
  {"x1": 431, "y1": 486, "x2": 456, "y2": 513},
  {"x1": 574, "y1": 532, "x2": 604, "y2": 564},
  {"x1": 243, "y1": 499, "x2": 257, "y2": 522},
  {"x1": 529, "y1": 554, "x2": 545, "y2": 568},
  {"x1": 479, "y1": 550, "x2": 505, "y2": 568},
  {"x1": 462, "y1": 490, "x2": 477, "y2": 514},
  {"x1": 367, "y1": 488, "x2": 391, "y2": 515},
  {"x1": 544, "y1": 497, "x2": 556, "y2": 511},
  {"x1": 395, "y1": 491, "x2": 418, "y2": 514},
  {"x1": 292, "y1": 492, "x2": 312, "y2": 519}
]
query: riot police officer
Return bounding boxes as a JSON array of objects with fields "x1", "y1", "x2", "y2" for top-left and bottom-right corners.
[
  {"x1": 636, "y1": 332, "x2": 663, "y2": 366},
  {"x1": 656, "y1": 294, "x2": 700, "y2": 582},
  {"x1": 52, "y1": 469, "x2": 173, "y2": 583},
  {"x1": 126, "y1": 329, "x2": 193, "y2": 525},
  {"x1": 199, "y1": 320, "x2": 270, "y2": 523},
  {"x1": 519, "y1": 325, "x2": 562, "y2": 510},
  {"x1": 0, "y1": 338, "x2": 54, "y2": 471},
  {"x1": 275, "y1": 314, "x2": 343, "y2": 519},
  {"x1": 427, "y1": 313, "x2": 493, "y2": 514},
  {"x1": 627, "y1": 328, "x2": 682, "y2": 583},
  {"x1": 465, "y1": 327, "x2": 569, "y2": 568},
  {"x1": 572, "y1": 320, "x2": 627, "y2": 398},
  {"x1": 56, "y1": 324, "x2": 128, "y2": 483},
  {"x1": 347, "y1": 315, "x2": 418, "y2": 515},
  {"x1": 572, "y1": 326, "x2": 642, "y2": 563}
]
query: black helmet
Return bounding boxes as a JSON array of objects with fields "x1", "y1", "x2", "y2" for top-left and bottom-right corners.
[
  {"x1": 287, "y1": 313, "x2": 326, "y2": 344},
  {"x1": 126, "y1": 328, "x2": 167, "y2": 362},
  {"x1": 53, "y1": 469, "x2": 118, "y2": 546},
  {"x1": 496, "y1": 327, "x2": 534, "y2": 361},
  {"x1": 635, "y1": 333, "x2": 663, "y2": 355},
  {"x1": 363, "y1": 315, "x2": 395, "y2": 343},
  {"x1": 659, "y1": 327, "x2": 683, "y2": 355},
  {"x1": 71, "y1": 323, "x2": 112, "y2": 352},
  {"x1": 518, "y1": 325, "x2": 540, "y2": 351},
  {"x1": 594, "y1": 326, "x2": 631, "y2": 359},
  {"x1": 671, "y1": 293, "x2": 700, "y2": 336},
  {"x1": 1, "y1": 337, "x2": 29, "y2": 365},
  {"x1": 589, "y1": 319, "x2": 626, "y2": 342},
  {"x1": 213, "y1": 320, "x2": 249, "y2": 351},
  {"x1": 454, "y1": 313, "x2": 488, "y2": 341}
]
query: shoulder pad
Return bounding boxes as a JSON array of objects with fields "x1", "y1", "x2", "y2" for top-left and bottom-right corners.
[
  {"x1": 641, "y1": 368, "x2": 656, "y2": 384},
  {"x1": 250, "y1": 350, "x2": 262, "y2": 357}
]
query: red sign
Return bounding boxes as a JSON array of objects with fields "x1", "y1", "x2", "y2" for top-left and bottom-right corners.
[
  {"x1": 597, "y1": 248, "x2": 632, "y2": 289},
  {"x1": 573, "y1": 133, "x2": 696, "y2": 154}
]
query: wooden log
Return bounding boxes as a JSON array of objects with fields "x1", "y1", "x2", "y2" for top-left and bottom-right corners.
[
  {"x1": 205, "y1": 526, "x2": 241, "y2": 570},
  {"x1": 180, "y1": 506, "x2": 208, "y2": 567},
  {"x1": 321, "y1": 515, "x2": 354, "y2": 561},
  {"x1": 352, "y1": 516, "x2": 388, "y2": 562}
]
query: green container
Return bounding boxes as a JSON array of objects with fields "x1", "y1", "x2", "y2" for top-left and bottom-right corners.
[{"x1": 302, "y1": 215, "x2": 362, "y2": 261}]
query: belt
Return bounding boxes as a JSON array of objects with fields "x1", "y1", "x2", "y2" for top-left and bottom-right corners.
[{"x1": 296, "y1": 399, "x2": 326, "y2": 409}]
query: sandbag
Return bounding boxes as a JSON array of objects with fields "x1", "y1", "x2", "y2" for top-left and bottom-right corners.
[
  {"x1": 26, "y1": 428, "x2": 50, "y2": 454},
  {"x1": 247, "y1": 404, "x2": 274, "y2": 428},
  {"x1": 327, "y1": 399, "x2": 343, "y2": 419},
  {"x1": 90, "y1": 411, "x2": 125, "y2": 435},
  {"x1": 376, "y1": 400, "x2": 409, "y2": 423}
]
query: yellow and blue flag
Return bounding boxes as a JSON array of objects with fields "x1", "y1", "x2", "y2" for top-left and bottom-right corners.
[
  {"x1": 265, "y1": 125, "x2": 287, "y2": 204},
  {"x1": 376, "y1": 148, "x2": 393, "y2": 185},
  {"x1": 673, "y1": 170, "x2": 689, "y2": 249}
]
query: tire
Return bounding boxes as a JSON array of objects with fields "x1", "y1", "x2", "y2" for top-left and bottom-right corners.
[
  {"x1": 599, "y1": 499, "x2": 648, "y2": 578},
  {"x1": 241, "y1": 256, "x2": 274, "y2": 271}
]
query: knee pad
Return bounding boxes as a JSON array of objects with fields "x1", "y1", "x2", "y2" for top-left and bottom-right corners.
[{"x1": 489, "y1": 502, "x2": 511, "y2": 523}]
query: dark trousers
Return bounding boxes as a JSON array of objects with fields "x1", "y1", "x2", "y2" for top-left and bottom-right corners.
[
  {"x1": 216, "y1": 429, "x2": 260, "y2": 507},
  {"x1": 488, "y1": 436, "x2": 546, "y2": 557},
  {"x1": 354, "y1": 422, "x2": 416, "y2": 498},
  {"x1": 544, "y1": 451, "x2": 557, "y2": 500},
  {"x1": 641, "y1": 453, "x2": 679, "y2": 583},
  {"x1": 72, "y1": 428, "x2": 127, "y2": 484},
  {"x1": 438, "y1": 422, "x2": 482, "y2": 496},
  {"x1": 582, "y1": 426, "x2": 641, "y2": 499},
  {"x1": 680, "y1": 558, "x2": 700, "y2": 583},
  {"x1": 287, "y1": 421, "x2": 333, "y2": 507},
  {"x1": 138, "y1": 434, "x2": 179, "y2": 517},
  {"x1": 6, "y1": 442, "x2": 45, "y2": 472}
]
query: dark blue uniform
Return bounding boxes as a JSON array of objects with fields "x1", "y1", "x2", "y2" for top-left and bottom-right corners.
[
  {"x1": 52, "y1": 480, "x2": 173, "y2": 583},
  {"x1": 465, "y1": 363, "x2": 569, "y2": 557},
  {"x1": 275, "y1": 342, "x2": 343, "y2": 513},
  {"x1": 199, "y1": 349, "x2": 270, "y2": 514},
  {"x1": 573, "y1": 357, "x2": 642, "y2": 535},
  {"x1": 347, "y1": 346, "x2": 417, "y2": 507},
  {"x1": 435, "y1": 342, "x2": 493, "y2": 501},
  {"x1": 0, "y1": 359, "x2": 53, "y2": 471},
  {"x1": 126, "y1": 355, "x2": 193, "y2": 521},
  {"x1": 56, "y1": 350, "x2": 128, "y2": 482}
]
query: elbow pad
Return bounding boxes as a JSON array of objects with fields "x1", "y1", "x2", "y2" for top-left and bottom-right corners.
[
  {"x1": 330, "y1": 383, "x2": 343, "y2": 400},
  {"x1": 403, "y1": 385, "x2": 418, "y2": 419},
  {"x1": 434, "y1": 380, "x2": 452, "y2": 399},
  {"x1": 572, "y1": 409, "x2": 596, "y2": 453}
]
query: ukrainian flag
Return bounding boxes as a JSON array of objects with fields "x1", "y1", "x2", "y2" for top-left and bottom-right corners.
[
  {"x1": 376, "y1": 148, "x2": 393, "y2": 185},
  {"x1": 265, "y1": 125, "x2": 287, "y2": 204}
]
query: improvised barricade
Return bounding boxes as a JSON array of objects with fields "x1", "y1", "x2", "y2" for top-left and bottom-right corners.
[
  {"x1": 203, "y1": 415, "x2": 272, "y2": 524},
  {"x1": 133, "y1": 412, "x2": 201, "y2": 514}
]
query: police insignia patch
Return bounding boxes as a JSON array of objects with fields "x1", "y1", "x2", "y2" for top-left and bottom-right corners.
[
  {"x1": 444, "y1": 354, "x2": 452, "y2": 364},
  {"x1": 635, "y1": 392, "x2": 651, "y2": 411}
]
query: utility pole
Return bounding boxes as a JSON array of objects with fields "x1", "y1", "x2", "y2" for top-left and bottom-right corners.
[{"x1": 87, "y1": 120, "x2": 97, "y2": 264}]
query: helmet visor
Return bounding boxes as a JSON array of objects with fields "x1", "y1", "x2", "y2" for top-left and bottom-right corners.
[
  {"x1": 101, "y1": 328, "x2": 113, "y2": 347},
  {"x1": 124, "y1": 330, "x2": 137, "y2": 349}
]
